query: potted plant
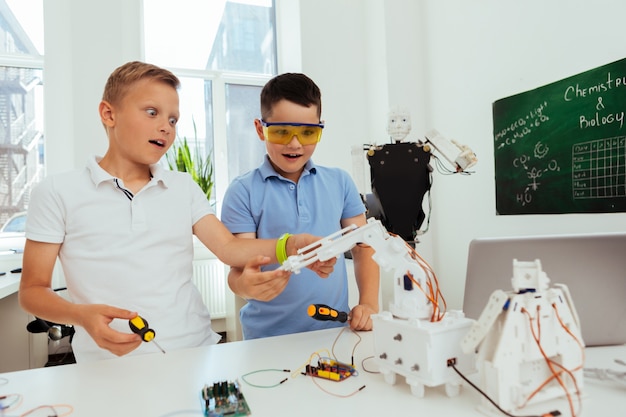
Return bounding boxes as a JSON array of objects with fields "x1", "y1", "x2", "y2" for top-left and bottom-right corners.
[
  {"x1": 165, "y1": 125, "x2": 214, "y2": 202},
  {"x1": 165, "y1": 125, "x2": 215, "y2": 259}
]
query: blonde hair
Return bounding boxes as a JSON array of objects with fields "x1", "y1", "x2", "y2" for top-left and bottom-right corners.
[{"x1": 102, "y1": 61, "x2": 180, "y2": 105}]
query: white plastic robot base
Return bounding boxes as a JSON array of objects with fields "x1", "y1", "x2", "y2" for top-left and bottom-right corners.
[
  {"x1": 462, "y1": 259, "x2": 584, "y2": 415},
  {"x1": 372, "y1": 310, "x2": 476, "y2": 398},
  {"x1": 280, "y1": 219, "x2": 478, "y2": 399}
]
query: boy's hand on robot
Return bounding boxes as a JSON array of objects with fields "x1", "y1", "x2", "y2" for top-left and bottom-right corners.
[
  {"x1": 239, "y1": 255, "x2": 291, "y2": 302},
  {"x1": 287, "y1": 234, "x2": 337, "y2": 278},
  {"x1": 307, "y1": 257, "x2": 337, "y2": 278}
]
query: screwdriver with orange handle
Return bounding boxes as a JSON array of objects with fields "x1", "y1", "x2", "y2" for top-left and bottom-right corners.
[
  {"x1": 129, "y1": 315, "x2": 166, "y2": 354},
  {"x1": 307, "y1": 304, "x2": 349, "y2": 323}
]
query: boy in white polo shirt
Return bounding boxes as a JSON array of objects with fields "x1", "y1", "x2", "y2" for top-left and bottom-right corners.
[{"x1": 18, "y1": 61, "x2": 332, "y2": 362}]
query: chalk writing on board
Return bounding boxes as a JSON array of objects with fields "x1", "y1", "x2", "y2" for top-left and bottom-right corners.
[
  {"x1": 494, "y1": 102, "x2": 550, "y2": 148},
  {"x1": 509, "y1": 141, "x2": 561, "y2": 207},
  {"x1": 493, "y1": 57, "x2": 626, "y2": 214}
]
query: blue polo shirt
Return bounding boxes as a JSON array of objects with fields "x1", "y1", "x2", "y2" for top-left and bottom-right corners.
[{"x1": 221, "y1": 156, "x2": 365, "y2": 339}]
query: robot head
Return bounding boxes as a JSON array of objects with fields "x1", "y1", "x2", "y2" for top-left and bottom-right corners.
[
  {"x1": 387, "y1": 106, "x2": 411, "y2": 141},
  {"x1": 511, "y1": 259, "x2": 550, "y2": 292}
]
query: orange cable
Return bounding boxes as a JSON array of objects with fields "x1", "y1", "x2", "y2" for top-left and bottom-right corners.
[
  {"x1": 521, "y1": 307, "x2": 577, "y2": 417},
  {"x1": 522, "y1": 304, "x2": 584, "y2": 412},
  {"x1": 403, "y1": 240, "x2": 447, "y2": 321}
]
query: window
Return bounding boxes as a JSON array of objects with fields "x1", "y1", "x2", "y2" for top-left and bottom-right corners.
[
  {"x1": 143, "y1": 0, "x2": 277, "y2": 209},
  {"x1": 0, "y1": 0, "x2": 44, "y2": 226}
]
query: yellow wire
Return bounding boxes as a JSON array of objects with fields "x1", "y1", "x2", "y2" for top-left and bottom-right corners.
[{"x1": 290, "y1": 349, "x2": 331, "y2": 379}]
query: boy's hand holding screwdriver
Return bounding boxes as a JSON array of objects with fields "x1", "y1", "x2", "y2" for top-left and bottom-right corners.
[
  {"x1": 129, "y1": 315, "x2": 166, "y2": 354},
  {"x1": 78, "y1": 306, "x2": 165, "y2": 356}
]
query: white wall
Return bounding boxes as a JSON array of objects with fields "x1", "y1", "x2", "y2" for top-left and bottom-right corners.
[
  {"x1": 43, "y1": 0, "x2": 143, "y2": 175},
  {"x1": 300, "y1": 0, "x2": 626, "y2": 310}
]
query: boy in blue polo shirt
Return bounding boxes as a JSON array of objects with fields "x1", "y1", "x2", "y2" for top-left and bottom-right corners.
[{"x1": 221, "y1": 73, "x2": 379, "y2": 339}]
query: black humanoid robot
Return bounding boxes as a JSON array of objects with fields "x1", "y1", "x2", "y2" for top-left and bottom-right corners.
[
  {"x1": 366, "y1": 141, "x2": 432, "y2": 245},
  {"x1": 362, "y1": 109, "x2": 477, "y2": 245},
  {"x1": 363, "y1": 107, "x2": 432, "y2": 245}
]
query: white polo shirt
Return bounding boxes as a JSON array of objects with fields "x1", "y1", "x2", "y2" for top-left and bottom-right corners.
[{"x1": 26, "y1": 156, "x2": 221, "y2": 362}]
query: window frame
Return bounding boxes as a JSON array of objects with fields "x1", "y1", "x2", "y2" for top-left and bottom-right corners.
[
  {"x1": 0, "y1": 53, "x2": 44, "y2": 224},
  {"x1": 142, "y1": 0, "x2": 302, "y2": 216},
  {"x1": 165, "y1": 70, "x2": 271, "y2": 215}
]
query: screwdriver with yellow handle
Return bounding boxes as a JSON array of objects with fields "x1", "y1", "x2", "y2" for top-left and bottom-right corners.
[
  {"x1": 307, "y1": 304, "x2": 349, "y2": 323},
  {"x1": 129, "y1": 315, "x2": 166, "y2": 354}
]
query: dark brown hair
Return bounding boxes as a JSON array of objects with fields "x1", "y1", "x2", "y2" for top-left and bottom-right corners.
[{"x1": 260, "y1": 73, "x2": 322, "y2": 120}]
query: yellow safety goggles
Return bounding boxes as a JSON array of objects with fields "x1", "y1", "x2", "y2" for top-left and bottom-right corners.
[{"x1": 261, "y1": 120, "x2": 324, "y2": 145}]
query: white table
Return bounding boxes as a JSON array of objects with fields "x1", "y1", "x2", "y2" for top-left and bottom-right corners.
[{"x1": 0, "y1": 327, "x2": 623, "y2": 417}]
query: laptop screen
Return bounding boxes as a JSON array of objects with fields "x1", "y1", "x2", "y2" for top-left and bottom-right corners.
[{"x1": 462, "y1": 232, "x2": 626, "y2": 347}]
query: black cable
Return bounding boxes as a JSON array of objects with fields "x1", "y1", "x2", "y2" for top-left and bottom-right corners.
[
  {"x1": 449, "y1": 363, "x2": 560, "y2": 417},
  {"x1": 431, "y1": 154, "x2": 475, "y2": 176}
]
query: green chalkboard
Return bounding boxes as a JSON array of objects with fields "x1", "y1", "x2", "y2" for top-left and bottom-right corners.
[{"x1": 493, "y1": 58, "x2": 626, "y2": 215}]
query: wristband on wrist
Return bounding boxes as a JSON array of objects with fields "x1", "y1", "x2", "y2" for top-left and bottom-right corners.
[{"x1": 276, "y1": 233, "x2": 292, "y2": 265}]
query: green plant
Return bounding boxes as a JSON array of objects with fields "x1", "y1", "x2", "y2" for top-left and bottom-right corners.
[{"x1": 165, "y1": 124, "x2": 214, "y2": 201}]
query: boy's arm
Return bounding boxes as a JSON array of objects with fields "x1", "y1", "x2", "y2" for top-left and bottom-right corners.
[
  {"x1": 227, "y1": 233, "x2": 291, "y2": 301},
  {"x1": 194, "y1": 214, "x2": 281, "y2": 266},
  {"x1": 193, "y1": 214, "x2": 334, "y2": 273},
  {"x1": 342, "y1": 214, "x2": 380, "y2": 331},
  {"x1": 222, "y1": 228, "x2": 337, "y2": 302},
  {"x1": 19, "y1": 239, "x2": 141, "y2": 356},
  {"x1": 226, "y1": 232, "x2": 336, "y2": 301}
]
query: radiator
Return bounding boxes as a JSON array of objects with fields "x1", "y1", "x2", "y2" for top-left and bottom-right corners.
[{"x1": 192, "y1": 259, "x2": 227, "y2": 319}]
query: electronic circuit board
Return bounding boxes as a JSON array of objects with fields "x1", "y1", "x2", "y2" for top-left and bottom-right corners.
[
  {"x1": 305, "y1": 358, "x2": 357, "y2": 381},
  {"x1": 201, "y1": 380, "x2": 251, "y2": 417}
]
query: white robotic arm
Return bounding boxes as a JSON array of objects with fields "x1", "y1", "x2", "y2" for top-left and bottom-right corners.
[
  {"x1": 279, "y1": 224, "x2": 359, "y2": 274},
  {"x1": 424, "y1": 129, "x2": 478, "y2": 172},
  {"x1": 280, "y1": 218, "x2": 433, "y2": 320}
]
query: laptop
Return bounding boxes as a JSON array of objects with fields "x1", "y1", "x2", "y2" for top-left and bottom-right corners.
[{"x1": 462, "y1": 232, "x2": 626, "y2": 347}]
